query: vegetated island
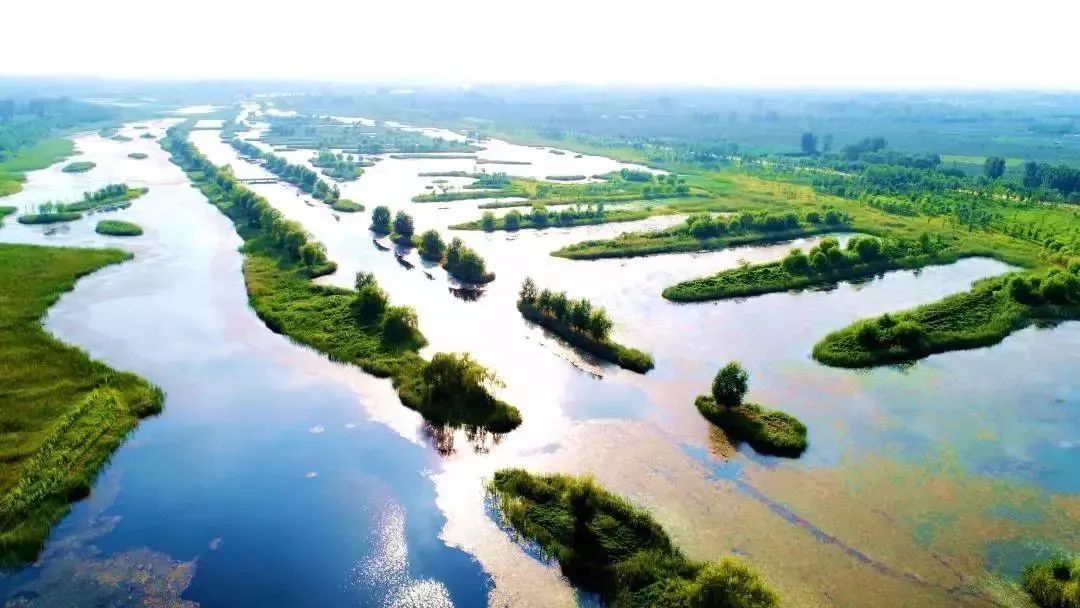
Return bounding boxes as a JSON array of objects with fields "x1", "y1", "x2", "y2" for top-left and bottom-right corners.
[
  {"x1": 0, "y1": 243, "x2": 163, "y2": 564},
  {"x1": 230, "y1": 138, "x2": 358, "y2": 211},
  {"x1": 61, "y1": 161, "x2": 96, "y2": 173},
  {"x1": 413, "y1": 169, "x2": 692, "y2": 206},
  {"x1": 516, "y1": 278, "x2": 653, "y2": 373},
  {"x1": 695, "y1": 362, "x2": 807, "y2": 457},
  {"x1": 451, "y1": 202, "x2": 653, "y2": 232},
  {"x1": 139, "y1": 133, "x2": 156, "y2": 140},
  {"x1": 17, "y1": 184, "x2": 149, "y2": 225},
  {"x1": 165, "y1": 126, "x2": 520, "y2": 433},
  {"x1": 663, "y1": 233, "x2": 955, "y2": 301},
  {"x1": 405, "y1": 221, "x2": 495, "y2": 284},
  {"x1": 488, "y1": 468, "x2": 779, "y2": 607},
  {"x1": 813, "y1": 263, "x2": 1080, "y2": 367},
  {"x1": 554, "y1": 208, "x2": 851, "y2": 260},
  {"x1": 95, "y1": 219, "x2": 143, "y2": 236},
  {"x1": 310, "y1": 149, "x2": 368, "y2": 181},
  {"x1": 1021, "y1": 554, "x2": 1079, "y2": 608},
  {"x1": 127, "y1": 152, "x2": 148, "y2": 160}
]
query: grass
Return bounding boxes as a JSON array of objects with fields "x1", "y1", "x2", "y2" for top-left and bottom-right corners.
[
  {"x1": 331, "y1": 199, "x2": 364, "y2": 213},
  {"x1": 165, "y1": 129, "x2": 521, "y2": 433},
  {"x1": 0, "y1": 243, "x2": 163, "y2": 564},
  {"x1": 695, "y1": 397, "x2": 807, "y2": 457},
  {"x1": 812, "y1": 272, "x2": 1080, "y2": 367},
  {"x1": 0, "y1": 207, "x2": 15, "y2": 226},
  {"x1": 518, "y1": 302, "x2": 653, "y2": 373},
  {"x1": 17, "y1": 212, "x2": 82, "y2": 225},
  {"x1": 1022, "y1": 554, "x2": 1080, "y2": 608},
  {"x1": 127, "y1": 152, "x2": 148, "y2": 160},
  {"x1": 95, "y1": 220, "x2": 143, "y2": 236},
  {"x1": 555, "y1": 225, "x2": 837, "y2": 260},
  {"x1": 488, "y1": 469, "x2": 778, "y2": 608},
  {"x1": 0, "y1": 139, "x2": 76, "y2": 197},
  {"x1": 61, "y1": 161, "x2": 96, "y2": 173}
]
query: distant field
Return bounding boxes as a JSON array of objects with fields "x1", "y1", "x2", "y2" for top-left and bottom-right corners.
[{"x1": 0, "y1": 139, "x2": 76, "y2": 196}]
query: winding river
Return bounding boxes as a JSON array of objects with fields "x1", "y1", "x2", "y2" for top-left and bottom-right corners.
[{"x1": 0, "y1": 110, "x2": 1077, "y2": 607}]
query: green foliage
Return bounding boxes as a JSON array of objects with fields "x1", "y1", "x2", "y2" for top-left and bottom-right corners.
[
  {"x1": 330, "y1": 199, "x2": 364, "y2": 213},
  {"x1": 165, "y1": 125, "x2": 519, "y2": 433},
  {"x1": 371, "y1": 205, "x2": 392, "y2": 233},
  {"x1": 418, "y1": 229, "x2": 446, "y2": 261},
  {"x1": 17, "y1": 212, "x2": 81, "y2": 225},
  {"x1": 1022, "y1": 555, "x2": 1080, "y2": 608},
  {"x1": 696, "y1": 398, "x2": 807, "y2": 457},
  {"x1": 518, "y1": 278, "x2": 653, "y2": 373},
  {"x1": 444, "y1": 237, "x2": 494, "y2": 284},
  {"x1": 711, "y1": 362, "x2": 749, "y2": 407},
  {"x1": 489, "y1": 469, "x2": 778, "y2": 608},
  {"x1": 95, "y1": 220, "x2": 143, "y2": 236},
  {"x1": 0, "y1": 244, "x2": 163, "y2": 564},
  {"x1": 310, "y1": 149, "x2": 366, "y2": 181},
  {"x1": 453, "y1": 202, "x2": 651, "y2": 232},
  {"x1": 61, "y1": 161, "x2": 95, "y2": 173},
  {"x1": 393, "y1": 210, "x2": 415, "y2": 240}
]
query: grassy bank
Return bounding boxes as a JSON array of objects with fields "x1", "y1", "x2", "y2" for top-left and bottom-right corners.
[
  {"x1": 95, "y1": 220, "x2": 143, "y2": 236},
  {"x1": 663, "y1": 235, "x2": 961, "y2": 302},
  {"x1": 1022, "y1": 554, "x2": 1079, "y2": 608},
  {"x1": 452, "y1": 206, "x2": 654, "y2": 232},
  {"x1": 488, "y1": 469, "x2": 778, "y2": 607},
  {"x1": 695, "y1": 397, "x2": 807, "y2": 457},
  {"x1": 0, "y1": 243, "x2": 164, "y2": 564},
  {"x1": 517, "y1": 298, "x2": 653, "y2": 373},
  {"x1": 0, "y1": 139, "x2": 76, "y2": 197},
  {"x1": 166, "y1": 128, "x2": 520, "y2": 433},
  {"x1": 61, "y1": 161, "x2": 96, "y2": 173},
  {"x1": 813, "y1": 268, "x2": 1080, "y2": 367}
]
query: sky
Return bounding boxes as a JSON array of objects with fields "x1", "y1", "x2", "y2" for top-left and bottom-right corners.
[{"x1": 5, "y1": 0, "x2": 1079, "y2": 89}]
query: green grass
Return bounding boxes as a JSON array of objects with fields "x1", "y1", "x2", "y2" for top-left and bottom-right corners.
[
  {"x1": 61, "y1": 161, "x2": 96, "y2": 173},
  {"x1": 812, "y1": 272, "x2": 1080, "y2": 367},
  {"x1": 695, "y1": 397, "x2": 807, "y2": 457},
  {"x1": 0, "y1": 243, "x2": 163, "y2": 564},
  {"x1": 0, "y1": 207, "x2": 14, "y2": 226},
  {"x1": 17, "y1": 213, "x2": 82, "y2": 225},
  {"x1": 555, "y1": 225, "x2": 837, "y2": 260},
  {"x1": 165, "y1": 130, "x2": 521, "y2": 433},
  {"x1": 489, "y1": 469, "x2": 778, "y2": 608},
  {"x1": 518, "y1": 302, "x2": 653, "y2": 373},
  {"x1": 95, "y1": 220, "x2": 143, "y2": 237},
  {"x1": 331, "y1": 199, "x2": 364, "y2": 213},
  {"x1": 127, "y1": 152, "x2": 148, "y2": 160},
  {"x1": 0, "y1": 139, "x2": 76, "y2": 196},
  {"x1": 61, "y1": 186, "x2": 148, "y2": 213},
  {"x1": 1022, "y1": 554, "x2": 1080, "y2": 608}
]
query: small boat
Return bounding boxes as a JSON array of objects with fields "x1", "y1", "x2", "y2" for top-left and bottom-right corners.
[
  {"x1": 395, "y1": 253, "x2": 414, "y2": 269},
  {"x1": 372, "y1": 238, "x2": 390, "y2": 251}
]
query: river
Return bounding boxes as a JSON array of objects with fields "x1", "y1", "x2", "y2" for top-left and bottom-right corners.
[{"x1": 0, "y1": 112, "x2": 1077, "y2": 607}]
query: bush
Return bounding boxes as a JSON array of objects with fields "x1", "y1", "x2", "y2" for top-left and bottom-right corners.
[
  {"x1": 481, "y1": 211, "x2": 496, "y2": 231},
  {"x1": 418, "y1": 229, "x2": 446, "y2": 261},
  {"x1": 1022, "y1": 555, "x2": 1080, "y2": 608},
  {"x1": 371, "y1": 205, "x2": 391, "y2": 233},
  {"x1": 351, "y1": 285, "x2": 388, "y2": 323},
  {"x1": 504, "y1": 210, "x2": 521, "y2": 231},
  {"x1": 712, "y1": 362, "x2": 749, "y2": 407},
  {"x1": 94, "y1": 219, "x2": 142, "y2": 236},
  {"x1": 393, "y1": 211, "x2": 414, "y2": 239},
  {"x1": 381, "y1": 306, "x2": 418, "y2": 344}
]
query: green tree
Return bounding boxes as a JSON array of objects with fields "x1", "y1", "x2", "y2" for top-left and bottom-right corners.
[
  {"x1": 371, "y1": 205, "x2": 392, "y2": 233},
  {"x1": 382, "y1": 305, "x2": 418, "y2": 344},
  {"x1": 984, "y1": 156, "x2": 1006, "y2": 179},
  {"x1": 481, "y1": 211, "x2": 496, "y2": 231},
  {"x1": 712, "y1": 361, "x2": 749, "y2": 408},
  {"x1": 519, "y1": 277, "x2": 538, "y2": 303},
  {"x1": 504, "y1": 210, "x2": 522, "y2": 231},
  {"x1": 352, "y1": 284, "x2": 388, "y2": 323},
  {"x1": 418, "y1": 229, "x2": 446, "y2": 261},
  {"x1": 393, "y1": 210, "x2": 414, "y2": 239},
  {"x1": 800, "y1": 132, "x2": 818, "y2": 155}
]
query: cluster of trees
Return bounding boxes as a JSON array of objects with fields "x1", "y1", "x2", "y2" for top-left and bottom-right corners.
[
  {"x1": 487, "y1": 202, "x2": 610, "y2": 231},
  {"x1": 471, "y1": 172, "x2": 511, "y2": 189},
  {"x1": 311, "y1": 149, "x2": 366, "y2": 180},
  {"x1": 642, "y1": 172, "x2": 690, "y2": 198},
  {"x1": 618, "y1": 168, "x2": 653, "y2": 182},
  {"x1": 444, "y1": 237, "x2": 493, "y2": 283},
  {"x1": 1007, "y1": 263, "x2": 1080, "y2": 306},
  {"x1": 350, "y1": 272, "x2": 420, "y2": 343},
  {"x1": 230, "y1": 139, "x2": 341, "y2": 204},
  {"x1": 780, "y1": 234, "x2": 944, "y2": 276},
  {"x1": 853, "y1": 312, "x2": 927, "y2": 351},
  {"x1": 680, "y1": 208, "x2": 849, "y2": 240},
  {"x1": 166, "y1": 128, "x2": 331, "y2": 272},
  {"x1": 1022, "y1": 161, "x2": 1080, "y2": 201},
  {"x1": 264, "y1": 115, "x2": 476, "y2": 155},
  {"x1": 517, "y1": 278, "x2": 613, "y2": 341},
  {"x1": 0, "y1": 98, "x2": 118, "y2": 162}
]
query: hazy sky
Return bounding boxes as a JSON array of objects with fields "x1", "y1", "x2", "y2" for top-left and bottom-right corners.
[{"x1": 7, "y1": 0, "x2": 1078, "y2": 88}]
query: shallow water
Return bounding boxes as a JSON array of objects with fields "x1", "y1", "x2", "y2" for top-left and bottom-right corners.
[{"x1": 0, "y1": 117, "x2": 1076, "y2": 607}]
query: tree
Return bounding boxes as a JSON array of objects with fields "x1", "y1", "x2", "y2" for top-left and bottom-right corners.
[
  {"x1": 371, "y1": 205, "x2": 391, "y2": 233},
  {"x1": 504, "y1": 210, "x2": 522, "y2": 231},
  {"x1": 354, "y1": 271, "x2": 376, "y2": 290},
  {"x1": 800, "y1": 132, "x2": 818, "y2": 155},
  {"x1": 781, "y1": 248, "x2": 810, "y2": 274},
  {"x1": 530, "y1": 204, "x2": 549, "y2": 228},
  {"x1": 712, "y1": 362, "x2": 749, "y2": 407},
  {"x1": 519, "y1": 277, "x2": 538, "y2": 303},
  {"x1": 481, "y1": 211, "x2": 496, "y2": 231},
  {"x1": 393, "y1": 210, "x2": 414, "y2": 239},
  {"x1": 1022, "y1": 161, "x2": 1042, "y2": 190},
  {"x1": 587, "y1": 309, "x2": 613, "y2": 341},
  {"x1": 418, "y1": 229, "x2": 446, "y2": 261},
  {"x1": 352, "y1": 284, "x2": 388, "y2": 323},
  {"x1": 984, "y1": 156, "x2": 1006, "y2": 180}
]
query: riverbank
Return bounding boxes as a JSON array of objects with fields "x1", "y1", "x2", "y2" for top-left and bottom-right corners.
[
  {"x1": 488, "y1": 468, "x2": 778, "y2": 607},
  {"x1": 166, "y1": 128, "x2": 521, "y2": 433},
  {"x1": 0, "y1": 139, "x2": 76, "y2": 197},
  {"x1": 0, "y1": 243, "x2": 163, "y2": 565}
]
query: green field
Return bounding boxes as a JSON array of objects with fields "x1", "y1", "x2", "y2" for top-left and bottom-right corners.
[
  {"x1": 0, "y1": 243, "x2": 163, "y2": 564},
  {"x1": 0, "y1": 139, "x2": 76, "y2": 197}
]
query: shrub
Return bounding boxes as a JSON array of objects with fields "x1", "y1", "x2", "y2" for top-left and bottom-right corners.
[
  {"x1": 352, "y1": 285, "x2": 388, "y2": 323},
  {"x1": 393, "y1": 211, "x2": 414, "y2": 239},
  {"x1": 1022, "y1": 555, "x2": 1080, "y2": 608},
  {"x1": 382, "y1": 306, "x2": 419, "y2": 344},
  {"x1": 781, "y1": 248, "x2": 810, "y2": 274},
  {"x1": 481, "y1": 211, "x2": 496, "y2": 231},
  {"x1": 712, "y1": 362, "x2": 749, "y2": 407},
  {"x1": 504, "y1": 210, "x2": 521, "y2": 231},
  {"x1": 371, "y1": 205, "x2": 392, "y2": 233},
  {"x1": 418, "y1": 229, "x2": 446, "y2": 261}
]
